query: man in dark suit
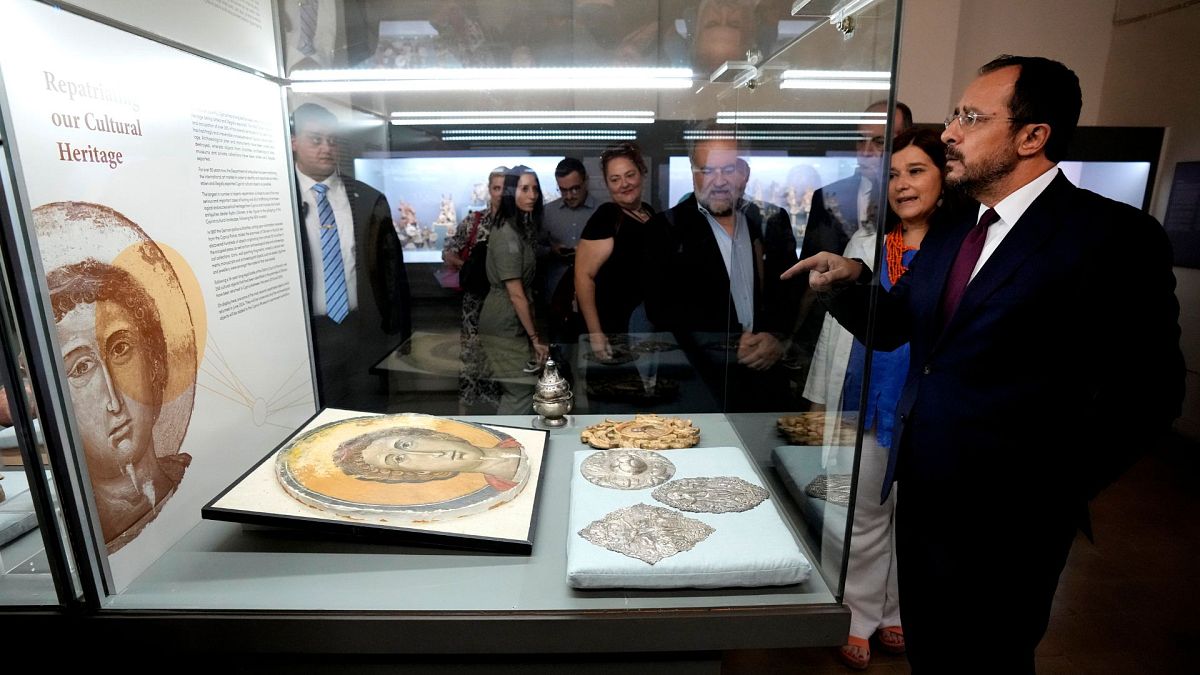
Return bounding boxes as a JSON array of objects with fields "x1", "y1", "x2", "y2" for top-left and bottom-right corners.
[
  {"x1": 785, "y1": 56, "x2": 1184, "y2": 672},
  {"x1": 291, "y1": 103, "x2": 411, "y2": 412},
  {"x1": 790, "y1": 100, "x2": 913, "y2": 384},
  {"x1": 644, "y1": 135, "x2": 800, "y2": 412},
  {"x1": 801, "y1": 101, "x2": 913, "y2": 262}
]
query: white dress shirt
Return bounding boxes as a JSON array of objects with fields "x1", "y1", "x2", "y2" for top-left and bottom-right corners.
[
  {"x1": 297, "y1": 170, "x2": 358, "y2": 316},
  {"x1": 698, "y1": 204, "x2": 756, "y2": 332},
  {"x1": 971, "y1": 166, "x2": 1060, "y2": 280},
  {"x1": 542, "y1": 193, "x2": 597, "y2": 248}
]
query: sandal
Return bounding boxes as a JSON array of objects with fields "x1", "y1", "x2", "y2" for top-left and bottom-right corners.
[
  {"x1": 876, "y1": 626, "x2": 905, "y2": 654},
  {"x1": 837, "y1": 636, "x2": 870, "y2": 670}
]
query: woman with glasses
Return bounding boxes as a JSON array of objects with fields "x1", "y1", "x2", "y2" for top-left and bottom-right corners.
[
  {"x1": 443, "y1": 166, "x2": 507, "y2": 413},
  {"x1": 804, "y1": 128, "x2": 963, "y2": 669},
  {"x1": 574, "y1": 142, "x2": 656, "y2": 360},
  {"x1": 478, "y1": 166, "x2": 549, "y2": 414}
]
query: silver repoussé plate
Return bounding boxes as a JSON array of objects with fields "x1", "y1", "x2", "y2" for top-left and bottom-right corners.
[
  {"x1": 651, "y1": 476, "x2": 769, "y2": 513},
  {"x1": 578, "y1": 503, "x2": 715, "y2": 564},
  {"x1": 804, "y1": 474, "x2": 853, "y2": 506},
  {"x1": 580, "y1": 448, "x2": 675, "y2": 490}
]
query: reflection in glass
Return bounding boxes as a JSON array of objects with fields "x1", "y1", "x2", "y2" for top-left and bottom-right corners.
[
  {"x1": 280, "y1": 0, "x2": 902, "y2": 608},
  {"x1": 478, "y1": 167, "x2": 546, "y2": 414},
  {"x1": 0, "y1": 183, "x2": 80, "y2": 604}
]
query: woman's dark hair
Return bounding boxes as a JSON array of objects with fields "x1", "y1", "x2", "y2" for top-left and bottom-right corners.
[
  {"x1": 893, "y1": 128, "x2": 948, "y2": 174},
  {"x1": 600, "y1": 142, "x2": 647, "y2": 177},
  {"x1": 48, "y1": 259, "x2": 169, "y2": 409},
  {"x1": 497, "y1": 165, "x2": 543, "y2": 237}
]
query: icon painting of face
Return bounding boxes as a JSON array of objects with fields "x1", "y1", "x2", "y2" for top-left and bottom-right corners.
[
  {"x1": 277, "y1": 414, "x2": 530, "y2": 522},
  {"x1": 49, "y1": 260, "x2": 186, "y2": 550},
  {"x1": 337, "y1": 427, "x2": 490, "y2": 483},
  {"x1": 53, "y1": 262, "x2": 166, "y2": 477},
  {"x1": 35, "y1": 201, "x2": 198, "y2": 554}
]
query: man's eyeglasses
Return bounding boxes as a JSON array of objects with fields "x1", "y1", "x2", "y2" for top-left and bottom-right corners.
[
  {"x1": 692, "y1": 164, "x2": 739, "y2": 177},
  {"x1": 943, "y1": 111, "x2": 1020, "y2": 130}
]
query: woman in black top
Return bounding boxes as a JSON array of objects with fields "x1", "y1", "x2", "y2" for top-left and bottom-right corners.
[{"x1": 574, "y1": 142, "x2": 655, "y2": 359}]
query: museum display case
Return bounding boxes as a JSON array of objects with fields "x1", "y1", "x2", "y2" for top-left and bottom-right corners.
[{"x1": 0, "y1": 0, "x2": 915, "y2": 661}]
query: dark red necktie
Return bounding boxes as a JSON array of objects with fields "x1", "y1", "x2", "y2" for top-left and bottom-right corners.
[{"x1": 939, "y1": 208, "x2": 1000, "y2": 330}]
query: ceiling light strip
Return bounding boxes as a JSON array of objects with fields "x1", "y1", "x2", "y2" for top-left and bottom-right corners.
[
  {"x1": 443, "y1": 134, "x2": 637, "y2": 142},
  {"x1": 780, "y1": 69, "x2": 889, "y2": 80},
  {"x1": 717, "y1": 111, "x2": 886, "y2": 118},
  {"x1": 291, "y1": 78, "x2": 690, "y2": 92},
  {"x1": 393, "y1": 117, "x2": 654, "y2": 125},
  {"x1": 779, "y1": 80, "x2": 891, "y2": 91},
  {"x1": 442, "y1": 128, "x2": 635, "y2": 135},
  {"x1": 392, "y1": 110, "x2": 655, "y2": 118},
  {"x1": 684, "y1": 131, "x2": 867, "y2": 141},
  {"x1": 289, "y1": 67, "x2": 692, "y2": 92},
  {"x1": 718, "y1": 117, "x2": 885, "y2": 125},
  {"x1": 291, "y1": 67, "x2": 691, "y2": 81}
]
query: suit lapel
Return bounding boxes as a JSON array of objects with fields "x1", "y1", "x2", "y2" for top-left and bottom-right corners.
[
  {"x1": 937, "y1": 173, "x2": 1073, "y2": 340},
  {"x1": 916, "y1": 212, "x2": 974, "y2": 343},
  {"x1": 829, "y1": 176, "x2": 861, "y2": 235},
  {"x1": 344, "y1": 178, "x2": 365, "y2": 240},
  {"x1": 344, "y1": 178, "x2": 377, "y2": 275}
]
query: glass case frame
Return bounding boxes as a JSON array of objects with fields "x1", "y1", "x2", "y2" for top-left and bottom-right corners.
[{"x1": 0, "y1": 0, "x2": 913, "y2": 659}]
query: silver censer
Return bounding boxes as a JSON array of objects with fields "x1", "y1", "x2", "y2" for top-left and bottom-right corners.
[{"x1": 532, "y1": 358, "x2": 573, "y2": 427}]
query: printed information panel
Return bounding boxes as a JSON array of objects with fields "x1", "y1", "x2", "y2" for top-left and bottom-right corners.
[
  {"x1": 0, "y1": 1, "x2": 314, "y2": 591},
  {"x1": 65, "y1": 0, "x2": 279, "y2": 75}
]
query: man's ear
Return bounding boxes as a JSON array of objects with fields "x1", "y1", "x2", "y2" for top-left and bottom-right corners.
[{"x1": 1016, "y1": 122, "x2": 1051, "y2": 158}]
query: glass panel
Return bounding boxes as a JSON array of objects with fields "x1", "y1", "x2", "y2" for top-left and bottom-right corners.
[
  {"x1": 0, "y1": 0, "x2": 901, "y2": 617},
  {"x1": 0, "y1": 145, "x2": 80, "y2": 606},
  {"x1": 279, "y1": 0, "x2": 899, "y2": 599},
  {"x1": 748, "y1": 0, "x2": 901, "y2": 600}
]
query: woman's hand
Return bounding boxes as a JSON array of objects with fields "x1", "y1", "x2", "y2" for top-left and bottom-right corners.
[
  {"x1": 588, "y1": 332, "x2": 612, "y2": 360},
  {"x1": 443, "y1": 249, "x2": 464, "y2": 269},
  {"x1": 532, "y1": 336, "x2": 551, "y2": 364}
]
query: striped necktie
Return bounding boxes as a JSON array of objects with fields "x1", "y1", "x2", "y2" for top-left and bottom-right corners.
[
  {"x1": 297, "y1": 0, "x2": 318, "y2": 57},
  {"x1": 312, "y1": 182, "x2": 348, "y2": 323}
]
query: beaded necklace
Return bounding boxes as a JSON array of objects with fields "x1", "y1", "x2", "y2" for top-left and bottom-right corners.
[{"x1": 885, "y1": 227, "x2": 919, "y2": 286}]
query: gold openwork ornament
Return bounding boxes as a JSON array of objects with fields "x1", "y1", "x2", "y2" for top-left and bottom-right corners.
[
  {"x1": 776, "y1": 412, "x2": 858, "y2": 446},
  {"x1": 580, "y1": 414, "x2": 700, "y2": 450}
]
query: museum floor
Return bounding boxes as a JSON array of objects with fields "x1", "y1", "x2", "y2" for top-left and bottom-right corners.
[{"x1": 723, "y1": 430, "x2": 1200, "y2": 674}]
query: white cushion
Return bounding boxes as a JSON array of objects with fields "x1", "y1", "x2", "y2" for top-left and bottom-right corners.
[{"x1": 567, "y1": 446, "x2": 812, "y2": 589}]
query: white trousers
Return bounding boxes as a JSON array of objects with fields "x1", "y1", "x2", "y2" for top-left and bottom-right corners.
[{"x1": 843, "y1": 430, "x2": 901, "y2": 639}]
